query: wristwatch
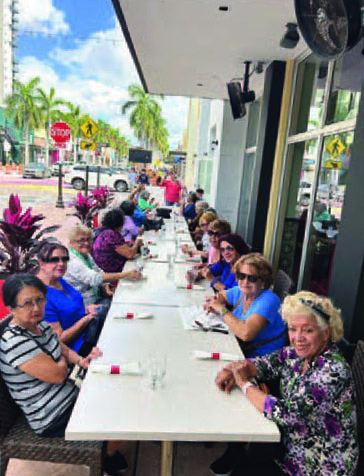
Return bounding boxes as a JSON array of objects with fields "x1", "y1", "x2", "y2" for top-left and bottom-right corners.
[
  {"x1": 221, "y1": 307, "x2": 229, "y2": 316},
  {"x1": 241, "y1": 381, "x2": 255, "y2": 395}
]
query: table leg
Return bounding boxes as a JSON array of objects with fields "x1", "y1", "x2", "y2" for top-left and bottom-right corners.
[{"x1": 160, "y1": 441, "x2": 174, "y2": 476}]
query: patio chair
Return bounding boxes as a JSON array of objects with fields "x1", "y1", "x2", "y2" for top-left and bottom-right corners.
[
  {"x1": 0, "y1": 315, "x2": 103, "y2": 476},
  {"x1": 273, "y1": 269, "x2": 294, "y2": 302},
  {"x1": 351, "y1": 340, "x2": 364, "y2": 475}
]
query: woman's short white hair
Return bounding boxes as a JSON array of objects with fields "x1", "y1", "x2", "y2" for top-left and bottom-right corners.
[
  {"x1": 196, "y1": 201, "x2": 209, "y2": 213},
  {"x1": 69, "y1": 224, "x2": 92, "y2": 242},
  {"x1": 281, "y1": 291, "x2": 343, "y2": 343}
]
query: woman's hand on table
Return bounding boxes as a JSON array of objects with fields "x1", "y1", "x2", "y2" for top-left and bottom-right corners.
[
  {"x1": 228, "y1": 361, "x2": 257, "y2": 385},
  {"x1": 215, "y1": 368, "x2": 235, "y2": 393},
  {"x1": 181, "y1": 244, "x2": 190, "y2": 254},
  {"x1": 200, "y1": 267, "x2": 213, "y2": 281},
  {"x1": 124, "y1": 270, "x2": 142, "y2": 281},
  {"x1": 213, "y1": 281, "x2": 225, "y2": 292},
  {"x1": 79, "y1": 347, "x2": 103, "y2": 369},
  {"x1": 207, "y1": 299, "x2": 225, "y2": 314},
  {"x1": 138, "y1": 225, "x2": 145, "y2": 236}
]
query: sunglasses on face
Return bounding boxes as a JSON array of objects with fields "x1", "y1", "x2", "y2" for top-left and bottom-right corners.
[
  {"x1": 47, "y1": 256, "x2": 70, "y2": 264},
  {"x1": 235, "y1": 271, "x2": 260, "y2": 283},
  {"x1": 200, "y1": 222, "x2": 209, "y2": 227},
  {"x1": 208, "y1": 230, "x2": 222, "y2": 237},
  {"x1": 220, "y1": 245, "x2": 235, "y2": 253}
]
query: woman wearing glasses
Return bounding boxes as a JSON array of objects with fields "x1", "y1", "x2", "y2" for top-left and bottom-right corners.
[
  {"x1": 211, "y1": 292, "x2": 357, "y2": 476},
  {"x1": 0, "y1": 274, "x2": 130, "y2": 473},
  {"x1": 37, "y1": 241, "x2": 105, "y2": 356},
  {"x1": 207, "y1": 253, "x2": 286, "y2": 358},
  {"x1": 65, "y1": 224, "x2": 141, "y2": 306},
  {"x1": 201, "y1": 233, "x2": 250, "y2": 292}
]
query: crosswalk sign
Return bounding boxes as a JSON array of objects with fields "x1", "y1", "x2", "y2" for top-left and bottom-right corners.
[
  {"x1": 326, "y1": 160, "x2": 342, "y2": 169},
  {"x1": 80, "y1": 140, "x2": 96, "y2": 150},
  {"x1": 326, "y1": 138, "x2": 345, "y2": 158},
  {"x1": 81, "y1": 119, "x2": 99, "y2": 138}
]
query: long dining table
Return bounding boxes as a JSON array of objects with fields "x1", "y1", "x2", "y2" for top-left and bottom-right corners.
[{"x1": 65, "y1": 212, "x2": 280, "y2": 476}]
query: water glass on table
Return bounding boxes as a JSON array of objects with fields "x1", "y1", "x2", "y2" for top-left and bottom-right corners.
[
  {"x1": 186, "y1": 267, "x2": 197, "y2": 289},
  {"x1": 135, "y1": 257, "x2": 144, "y2": 273},
  {"x1": 145, "y1": 354, "x2": 167, "y2": 390},
  {"x1": 141, "y1": 245, "x2": 150, "y2": 258}
]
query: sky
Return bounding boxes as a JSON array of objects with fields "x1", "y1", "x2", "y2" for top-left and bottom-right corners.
[{"x1": 17, "y1": 0, "x2": 190, "y2": 149}]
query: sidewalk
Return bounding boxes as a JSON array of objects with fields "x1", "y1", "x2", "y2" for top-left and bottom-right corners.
[{"x1": 33, "y1": 203, "x2": 80, "y2": 246}]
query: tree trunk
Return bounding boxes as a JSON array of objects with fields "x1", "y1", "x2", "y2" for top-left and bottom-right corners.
[{"x1": 24, "y1": 121, "x2": 30, "y2": 166}]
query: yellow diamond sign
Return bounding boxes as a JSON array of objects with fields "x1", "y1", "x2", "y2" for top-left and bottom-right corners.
[
  {"x1": 81, "y1": 119, "x2": 99, "y2": 139},
  {"x1": 326, "y1": 138, "x2": 345, "y2": 158},
  {"x1": 80, "y1": 140, "x2": 96, "y2": 150}
]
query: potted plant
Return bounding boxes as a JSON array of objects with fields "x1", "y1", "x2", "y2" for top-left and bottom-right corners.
[
  {"x1": 70, "y1": 192, "x2": 98, "y2": 227},
  {"x1": 91, "y1": 187, "x2": 113, "y2": 227}
]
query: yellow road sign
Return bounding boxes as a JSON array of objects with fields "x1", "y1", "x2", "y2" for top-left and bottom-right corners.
[
  {"x1": 326, "y1": 160, "x2": 342, "y2": 169},
  {"x1": 80, "y1": 140, "x2": 96, "y2": 150},
  {"x1": 81, "y1": 119, "x2": 99, "y2": 138},
  {"x1": 326, "y1": 138, "x2": 345, "y2": 158}
]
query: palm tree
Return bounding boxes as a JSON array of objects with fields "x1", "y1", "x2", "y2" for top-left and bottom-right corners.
[
  {"x1": 6, "y1": 77, "x2": 42, "y2": 165},
  {"x1": 62, "y1": 103, "x2": 89, "y2": 163},
  {"x1": 37, "y1": 87, "x2": 68, "y2": 166}
]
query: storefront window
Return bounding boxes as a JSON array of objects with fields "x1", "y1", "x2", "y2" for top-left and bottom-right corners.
[
  {"x1": 326, "y1": 43, "x2": 362, "y2": 125},
  {"x1": 290, "y1": 56, "x2": 328, "y2": 135},
  {"x1": 246, "y1": 100, "x2": 261, "y2": 149},
  {"x1": 278, "y1": 140, "x2": 318, "y2": 287},
  {"x1": 302, "y1": 132, "x2": 353, "y2": 295}
]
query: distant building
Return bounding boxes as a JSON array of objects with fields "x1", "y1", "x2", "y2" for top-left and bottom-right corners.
[{"x1": 0, "y1": 0, "x2": 18, "y2": 106}]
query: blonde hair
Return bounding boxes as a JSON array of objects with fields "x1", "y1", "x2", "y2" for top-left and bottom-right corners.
[
  {"x1": 195, "y1": 201, "x2": 209, "y2": 214},
  {"x1": 209, "y1": 219, "x2": 231, "y2": 235},
  {"x1": 199, "y1": 211, "x2": 217, "y2": 226},
  {"x1": 69, "y1": 224, "x2": 92, "y2": 242},
  {"x1": 281, "y1": 291, "x2": 343, "y2": 342},
  {"x1": 233, "y1": 253, "x2": 273, "y2": 290}
]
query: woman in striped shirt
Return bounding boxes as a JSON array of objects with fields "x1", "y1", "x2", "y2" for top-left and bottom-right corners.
[{"x1": 0, "y1": 274, "x2": 129, "y2": 475}]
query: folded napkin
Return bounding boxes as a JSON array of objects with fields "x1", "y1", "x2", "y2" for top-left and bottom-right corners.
[
  {"x1": 193, "y1": 351, "x2": 241, "y2": 361},
  {"x1": 112, "y1": 312, "x2": 153, "y2": 320},
  {"x1": 146, "y1": 240, "x2": 157, "y2": 246},
  {"x1": 90, "y1": 363, "x2": 142, "y2": 375},
  {"x1": 149, "y1": 256, "x2": 169, "y2": 263},
  {"x1": 175, "y1": 282, "x2": 205, "y2": 291},
  {"x1": 186, "y1": 256, "x2": 201, "y2": 263}
]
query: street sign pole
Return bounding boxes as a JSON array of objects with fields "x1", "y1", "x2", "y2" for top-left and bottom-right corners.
[
  {"x1": 97, "y1": 166, "x2": 100, "y2": 188},
  {"x1": 85, "y1": 165, "x2": 89, "y2": 195},
  {"x1": 56, "y1": 163, "x2": 64, "y2": 208}
]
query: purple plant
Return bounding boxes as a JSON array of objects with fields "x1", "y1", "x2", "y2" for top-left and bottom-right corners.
[
  {"x1": 91, "y1": 186, "x2": 113, "y2": 210},
  {"x1": 0, "y1": 194, "x2": 60, "y2": 275},
  {"x1": 71, "y1": 193, "x2": 98, "y2": 225}
]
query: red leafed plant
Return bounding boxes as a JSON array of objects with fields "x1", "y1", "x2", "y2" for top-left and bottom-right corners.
[
  {"x1": 71, "y1": 193, "x2": 98, "y2": 225},
  {"x1": 0, "y1": 194, "x2": 60, "y2": 275},
  {"x1": 91, "y1": 186, "x2": 113, "y2": 210}
]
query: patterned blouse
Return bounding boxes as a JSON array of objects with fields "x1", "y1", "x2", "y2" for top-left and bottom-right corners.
[
  {"x1": 92, "y1": 228, "x2": 126, "y2": 273},
  {"x1": 252, "y1": 345, "x2": 358, "y2": 476}
]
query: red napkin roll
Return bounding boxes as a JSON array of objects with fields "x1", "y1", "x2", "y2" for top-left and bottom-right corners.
[
  {"x1": 187, "y1": 284, "x2": 193, "y2": 289},
  {"x1": 111, "y1": 365, "x2": 121, "y2": 374},
  {"x1": 212, "y1": 353, "x2": 220, "y2": 360},
  {"x1": 126, "y1": 313, "x2": 134, "y2": 319}
]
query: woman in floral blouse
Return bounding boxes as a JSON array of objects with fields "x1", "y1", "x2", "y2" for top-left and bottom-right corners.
[{"x1": 214, "y1": 291, "x2": 358, "y2": 476}]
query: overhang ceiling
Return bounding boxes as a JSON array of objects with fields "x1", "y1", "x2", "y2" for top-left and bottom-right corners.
[{"x1": 112, "y1": 0, "x2": 308, "y2": 100}]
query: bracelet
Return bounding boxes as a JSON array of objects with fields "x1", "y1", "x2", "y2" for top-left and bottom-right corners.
[
  {"x1": 221, "y1": 307, "x2": 229, "y2": 316},
  {"x1": 241, "y1": 381, "x2": 255, "y2": 395}
]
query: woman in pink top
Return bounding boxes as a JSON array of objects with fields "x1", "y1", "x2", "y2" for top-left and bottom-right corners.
[{"x1": 162, "y1": 171, "x2": 182, "y2": 205}]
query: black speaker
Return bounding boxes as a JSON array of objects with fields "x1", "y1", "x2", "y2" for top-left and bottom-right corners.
[{"x1": 227, "y1": 82, "x2": 246, "y2": 120}]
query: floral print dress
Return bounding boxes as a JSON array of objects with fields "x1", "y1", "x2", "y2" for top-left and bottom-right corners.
[{"x1": 252, "y1": 345, "x2": 358, "y2": 476}]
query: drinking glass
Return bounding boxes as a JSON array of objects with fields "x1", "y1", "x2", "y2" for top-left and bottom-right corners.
[
  {"x1": 136, "y1": 257, "x2": 144, "y2": 273},
  {"x1": 186, "y1": 268, "x2": 197, "y2": 288},
  {"x1": 146, "y1": 354, "x2": 167, "y2": 390},
  {"x1": 141, "y1": 245, "x2": 149, "y2": 258}
]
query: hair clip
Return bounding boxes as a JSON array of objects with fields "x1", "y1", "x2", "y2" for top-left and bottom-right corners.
[{"x1": 299, "y1": 298, "x2": 330, "y2": 322}]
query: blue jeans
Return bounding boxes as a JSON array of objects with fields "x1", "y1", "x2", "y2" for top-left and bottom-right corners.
[{"x1": 165, "y1": 200, "x2": 179, "y2": 206}]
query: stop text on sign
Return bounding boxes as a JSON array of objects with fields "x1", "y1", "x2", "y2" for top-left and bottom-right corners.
[{"x1": 50, "y1": 122, "x2": 71, "y2": 143}]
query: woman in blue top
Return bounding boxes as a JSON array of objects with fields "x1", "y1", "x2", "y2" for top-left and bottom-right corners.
[
  {"x1": 36, "y1": 241, "x2": 103, "y2": 357},
  {"x1": 182, "y1": 192, "x2": 199, "y2": 220},
  {"x1": 207, "y1": 253, "x2": 286, "y2": 358},
  {"x1": 201, "y1": 233, "x2": 250, "y2": 292}
]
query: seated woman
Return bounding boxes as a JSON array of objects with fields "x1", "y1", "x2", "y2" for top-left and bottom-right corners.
[
  {"x1": 93, "y1": 209, "x2": 142, "y2": 273},
  {"x1": 36, "y1": 241, "x2": 105, "y2": 357},
  {"x1": 188, "y1": 200, "x2": 209, "y2": 234},
  {"x1": 138, "y1": 190, "x2": 157, "y2": 212},
  {"x1": 120, "y1": 200, "x2": 144, "y2": 243},
  {"x1": 0, "y1": 274, "x2": 129, "y2": 474},
  {"x1": 182, "y1": 192, "x2": 199, "y2": 221},
  {"x1": 65, "y1": 224, "x2": 141, "y2": 306},
  {"x1": 212, "y1": 291, "x2": 358, "y2": 476},
  {"x1": 207, "y1": 253, "x2": 286, "y2": 358},
  {"x1": 183, "y1": 211, "x2": 217, "y2": 258},
  {"x1": 201, "y1": 233, "x2": 249, "y2": 291}
]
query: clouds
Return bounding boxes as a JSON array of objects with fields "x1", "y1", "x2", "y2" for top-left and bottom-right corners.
[
  {"x1": 18, "y1": 0, "x2": 69, "y2": 34},
  {"x1": 18, "y1": 20, "x2": 189, "y2": 148}
]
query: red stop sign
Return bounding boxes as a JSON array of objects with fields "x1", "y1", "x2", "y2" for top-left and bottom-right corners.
[{"x1": 50, "y1": 122, "x2": 71, "y2": 143}]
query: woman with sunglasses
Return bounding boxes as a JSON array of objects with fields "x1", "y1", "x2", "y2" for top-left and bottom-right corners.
[
  {"x1": 36, "y1": 241, "x2": 103, "y2": 357},
  {"x1": 182, "y1": 211, "x2": 217, "y2": 258},
  {"x1": 65, "y1": 224, "x2": 141, "y2": 306},
  {"x1": 201, "y1": 233, "x2": 250, "y2": 292},
  {"x1": 206, "y1": 253, "x2": 286, "y2": 358}
]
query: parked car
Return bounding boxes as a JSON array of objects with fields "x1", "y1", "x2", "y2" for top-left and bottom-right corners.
[
  {"x1": 64, "y1": 165, "x2": 130, "y2": 192},
  {"x1": 51, "y1": 161, "x2": 72, "y2": 176},
  {"x1": 23, "y1": 163, "x2": 52, "y2": 179}
]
